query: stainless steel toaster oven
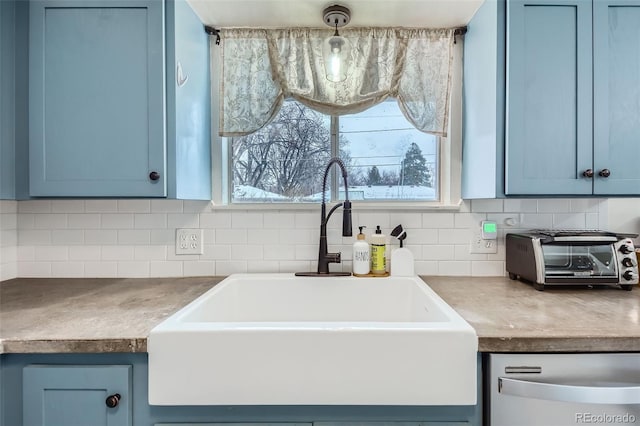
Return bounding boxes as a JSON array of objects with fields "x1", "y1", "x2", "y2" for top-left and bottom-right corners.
[{"x1": 506, "y1": 230, "x2": 638, "y2": 291}]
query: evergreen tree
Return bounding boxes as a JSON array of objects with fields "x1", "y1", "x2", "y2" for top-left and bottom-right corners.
[
  {"x1": 367, "y1": 166, "x2": 382, "y2": 185},
  {"x1": 401, "y1": 143, "x2": 430, "y2": 186}
]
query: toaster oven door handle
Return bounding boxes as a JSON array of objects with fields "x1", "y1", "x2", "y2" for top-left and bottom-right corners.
[
  {"x1": 498, "y1": 377, "x2": 640, "y2": 404},
  {"x1": 548, "y1": 236, "x2": 618, "y2": 243}
]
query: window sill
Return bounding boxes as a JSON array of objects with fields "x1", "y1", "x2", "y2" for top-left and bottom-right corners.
[{"x1": 208, "y1": 199, "x2": 464, "y2": 211}]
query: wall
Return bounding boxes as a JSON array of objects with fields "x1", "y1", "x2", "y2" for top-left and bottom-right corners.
[
  {"x1": 5, "y1": 198, "x2": 608, "y2": 279},
  {"x1": 0, "y1": 200, "x2": 18, "y2": 280}
]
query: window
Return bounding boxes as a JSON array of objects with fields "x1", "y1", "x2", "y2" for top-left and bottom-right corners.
[{"x1": 228, "y1": 99, "x2": 439, "y2": 204}]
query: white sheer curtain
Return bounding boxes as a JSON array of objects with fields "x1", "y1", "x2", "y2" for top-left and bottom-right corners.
[{"x1": 219, "y1": 27, "x2": 455, "y2": 137}]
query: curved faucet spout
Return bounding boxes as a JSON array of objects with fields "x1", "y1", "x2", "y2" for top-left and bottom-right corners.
[{"x1": 295, "y1": 157, "x2": 353, "y2": 276}]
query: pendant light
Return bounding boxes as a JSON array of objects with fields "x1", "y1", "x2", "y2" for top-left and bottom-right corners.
[{"x1": 322, "y1": 5, "x2": 351, "y2": 82}]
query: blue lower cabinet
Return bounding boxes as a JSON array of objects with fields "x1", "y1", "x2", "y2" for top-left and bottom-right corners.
[
  {"x1": 23, "y1": 365, "x2": 132, "y2": 426},
  {"x1": 3, "y1": 353, "x2": 481, "y2": 426}
]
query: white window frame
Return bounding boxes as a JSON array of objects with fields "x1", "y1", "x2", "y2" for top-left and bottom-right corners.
[{"x1": 210, "y1": 40, "x2": 463, "y2": 210}]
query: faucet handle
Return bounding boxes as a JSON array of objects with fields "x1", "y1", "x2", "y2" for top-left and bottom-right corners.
[{"x1": 326, "y1": 252, "x2": 341, "y2": 264}]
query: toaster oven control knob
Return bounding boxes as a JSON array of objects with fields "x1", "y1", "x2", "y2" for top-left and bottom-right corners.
[
  {"x1": 622, "y1": 257, "x2": 634, "y2": 268},
  {"x1": 623, "y1": 270, "x2": 634, "y2": 281},
  {"x1": 619, "y1": 244, "x2": 633, "y2": 255}
]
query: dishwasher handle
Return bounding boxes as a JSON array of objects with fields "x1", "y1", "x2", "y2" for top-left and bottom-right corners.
[{"x1": 499, "y1": 377, "x2": 640, "y2": 405}]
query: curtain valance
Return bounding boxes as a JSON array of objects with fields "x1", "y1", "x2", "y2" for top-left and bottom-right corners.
[{"x1": 219, "y1": 27, "x2": 455, "y2": 137}]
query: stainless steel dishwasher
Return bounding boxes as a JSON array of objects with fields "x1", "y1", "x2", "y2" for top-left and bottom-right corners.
[{"x1": 489, "y1": 353, "x2": 640, "y2": 426}]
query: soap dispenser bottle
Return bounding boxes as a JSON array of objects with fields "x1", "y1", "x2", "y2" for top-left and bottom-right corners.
[
  {"x1": 370, "y1": 226, "x2": 387, "y2": 275},
  {"x1": 390, "y1": 224, "x2": 415, "y2": 276},
  {"x1": 352, "y1": 226, "x2": 370, "y2": 276}
]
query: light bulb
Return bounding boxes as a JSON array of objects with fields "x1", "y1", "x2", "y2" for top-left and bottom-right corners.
[{"x1": 330, "y1": 54, "x2": 341, "y2": 81}]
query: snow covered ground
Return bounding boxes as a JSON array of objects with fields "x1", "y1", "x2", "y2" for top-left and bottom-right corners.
[{"x1": 233, "y1": 185, "x2": 436, "y2": 202}]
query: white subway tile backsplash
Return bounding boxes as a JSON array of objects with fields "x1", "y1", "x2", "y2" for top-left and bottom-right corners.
[
  {"x1": 438, "y1": 260, "x2": 471, "y2": 276},
  {"x1": 422, "y1": 212, "x2": 454, "y2": 228},
  {"x1": 216, "y1": 229, "x2": 247, "y2": 244},
  {"x1": 118, "y1": 230, "x2": 151, "y2": 245},
  {"x1": 167, "y1": 213, "x2": 199, "y2": 229},
  {"x1": 553, "y1": 213, "x2": 586, "y2": 229},
  {"x1": 471, "y1": 261, "x2": 505, "y2": 277},
  {"x1": 503, "y1": 199, "x2": 537, "y2": 213},
  {"x1": 231, "y1": 212, "x2": 264, "y2": 229},
  {"x1": 201, "y1": 244, "x2": 231, "y2": 260},
  {"x1": 422, "y1": 244, "x2": 455, "y2": 260},
  {"x1": 18, "y1": 200, "x2": 51, "y2": 213},
  {"x1": 247, "y1": 260, "x2": 280, "y2": 273},
  {"x1": 69, "y1": 246, "x2": 101, "y2": 261},
  {"x1": 388, "y1": 212, "x2": 422, "y2": 229},
  {"x1": 67, "y1": 214, "x2": 101, "y2": 229},
  {"x1": 415, "y1": 261, "x2": 439, "y2": 275},
  {"x1": 134, "y1": 214, "x2": 167, "y2": 229},
  {"x1": 231, "y1": 245, "x2": 263, "y2": 260},
  {"x1": 35, "y1": 246, "x2": 68, "y2": 261},
  {"x1": 19, "y1": 230, "x2": 52, "y2": 245},
  {"x1": 216, "y1": 261, "x2": 248, "y2": 275},
  {"x1": 102, "y1": 245, "x2": 135, "y2": 261},
  {"x1": 437, "y1": 228, "x2": 470, "y2": 245},
  {"x1": 470, "y1": 199, "x2": 503, "y2": 213},
  {"x1": 537, "y1": 199, "x2": 570, "y2": 213},
  {"x1": 51, "y1": 230, "x2": 85, "y2": 245},
  {"x1": 84, "y1": 261, "x2": 117, "y2": 277},
  {"x1": 183, "y1": 260, "x2": 215, "y2": 276},
  {"x1": 84, "y1": 230, "x2": 118, "y2": 245},
  {"x1": 247, "y1": 229, "x2": 279, "y2": 244},
  {"x1": 51, "y1": 200, "x2": 84, "y2": 213},
  {"x1": 263, "y1": 245, "x2": 296, "y2": 261},
  {"x1": 278, "y1": 260, "x2": 311, "y2": 273},
  {"x1": 150, "y1": 261, "x2": 183, "y2": 277},
  {"x1": 183, "y1": 200, "x2": 212, "y2": 213},
  {"x1": 263, "y1": 212, "x2": 295, "y2": 228},
  {"x1": 34, "y1": 214, "x2": 67, "y2": 229},
  {"x1": 117, "y1": 261, "x2": 150, "y2": 278},
  {"x1": 200, "y1": 212, "x2": 232, "y2": 229},
  {"x1": 52, "y1": 262, "x2": 84, "y2": 278},
  {"x1": 2, "y1": 197, "x2": 609, "y2": 280},
  {"x1": 18, "y1": 261, "x2": 52, "y2": 277},
  {"x1": 85, "y1": 200, "x2": 117, "y2": 213},
  {"x1": 151, "y1": 199, "x2": 184, "y2": 213},
  {"x1": 134, "y1": 246, "x2": 167, "y2": 261},
  {"x1": 101, "y1": 214, "x2": 134, "y2": 229},
  {"x1": 117, "y1": 199, "x2": 151, "y2": 213}
]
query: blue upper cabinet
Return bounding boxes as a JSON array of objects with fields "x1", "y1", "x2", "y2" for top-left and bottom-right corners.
[
  {"x1": 28, "y1": 0, "x2": 211, "y2": 199},
  {"x1": 29, "y1": 0, "x2": 166, "y2": 197},
  {"x1": 464, "y1": 0, "x2": 640, "y2": 197},
  {"x1": 505, "y1": 0, "x2": 594, "y2": 195},
  {"x1": 593, "y1": 0, "x2": 640, "y2": 194}
]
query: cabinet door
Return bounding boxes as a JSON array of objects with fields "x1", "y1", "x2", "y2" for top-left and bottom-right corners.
[
  {"x1": 23, "y1": 365, "x2": 131, "y2": 426},
  {"x1": 593, "y1": 0, "x2": 640, "y2": 194},
  {"x1": 506, "y1": 0, "x2": 593, "y2": 195},
  {"x1": 29, "y1": 0, "x2": 166, "y2": 197}
]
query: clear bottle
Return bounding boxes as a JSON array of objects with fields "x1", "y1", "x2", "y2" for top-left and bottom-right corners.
[
  {"x1": 352, "y1": 226, "x2": 371, "y2": 276},
  {"x1": 370, "y1": 225, "x2": 386, "y2": 275}
]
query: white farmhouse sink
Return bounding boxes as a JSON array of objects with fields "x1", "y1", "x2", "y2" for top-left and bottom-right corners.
[{"x1": 148, "y1": 273, "x2": 477, "y2": 406}]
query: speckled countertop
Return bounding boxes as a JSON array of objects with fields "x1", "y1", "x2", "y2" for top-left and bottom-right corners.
[
  {"x1": 1, "y1": 276, "x2": 638, "y2": 354},
  {"x1": 0, "y1": 277, "x2": 221, "y2": 353},
  {"x1": 425, "y1": 276, "x2": 640, "y2": 352}
]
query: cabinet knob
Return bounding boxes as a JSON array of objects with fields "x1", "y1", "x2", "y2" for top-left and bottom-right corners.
[
  {"x1": 598, "y1": 169, "x2": 611, "y2": 178},
  {"x1": 582, "y1": 169, "x2": 594, "y2": 178},
  {"x1": 105, "y1": 393, "x2": 120, "y2": 408},
  {"x1": 149, "y1": 171, "x2": 161, "y2": 181}
]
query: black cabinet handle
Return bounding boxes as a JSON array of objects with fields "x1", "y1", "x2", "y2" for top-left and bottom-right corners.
[
  {"x1": 105, "y1": 393, "x2": 120, "y2": 408},
  {"x1": 149, "y1": 171, "x2": 160, "y2": 181},
  {"x1": 582, "y1": 169, "x2": 594, "y2": 178},
  {"x1": 598, "y1": 169, "x2": 611, "y2": 178}
]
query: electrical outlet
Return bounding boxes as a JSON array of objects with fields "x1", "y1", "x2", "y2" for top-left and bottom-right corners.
[
  {"x1": 469, "y1": 233, "x2": 498, "y2": 254},
  {"x1": 176, "y1": 229, "x2": 203, "y2": 255}
]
